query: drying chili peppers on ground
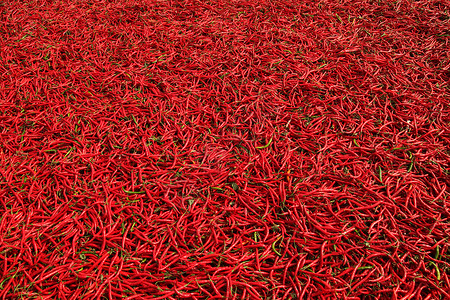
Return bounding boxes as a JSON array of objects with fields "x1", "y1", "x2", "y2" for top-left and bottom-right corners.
[{"x1": 0, "y1": 0, "x2": 449, "y2": 298}]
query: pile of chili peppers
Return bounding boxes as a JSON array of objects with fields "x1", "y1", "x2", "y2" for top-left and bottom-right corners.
[{"x1": 0, "y1": 0, "x2": 449, "y2": 298}]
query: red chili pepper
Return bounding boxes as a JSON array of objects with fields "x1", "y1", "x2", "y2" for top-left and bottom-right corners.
[{"x1": 1, "y1": 0, "x2": 449, "y2": 298}]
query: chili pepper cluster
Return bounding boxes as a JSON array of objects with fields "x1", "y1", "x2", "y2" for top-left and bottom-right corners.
[{"x1": 0, "y1": 0, "x2": 449, "y2": 299}]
